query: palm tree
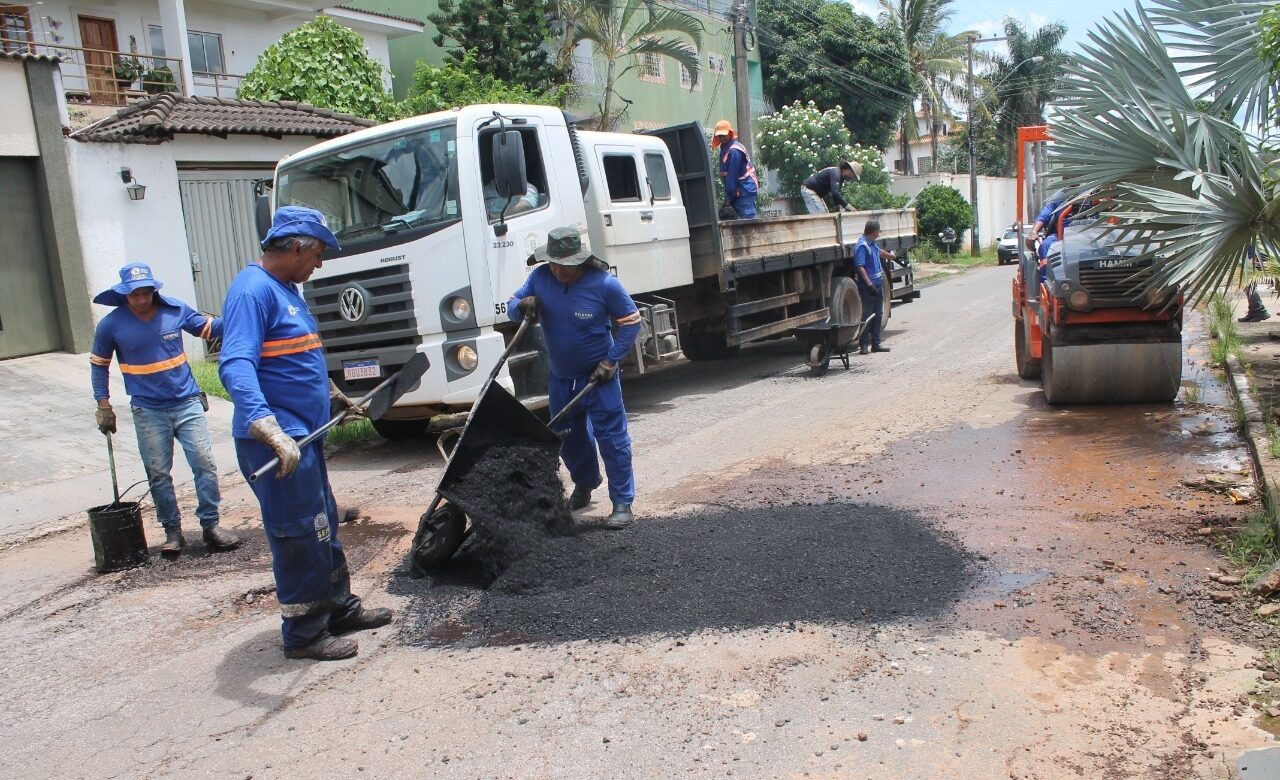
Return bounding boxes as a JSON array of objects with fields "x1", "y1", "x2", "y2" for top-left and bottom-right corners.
[
  {"x1": 879, "y1": 0, "x2": 969, "y2": 174},
  {"x1": 987, "y1": 18, "x2": 1066, "y2": 175},
  {"x1": 1048, "y1": 0, "x2": 1278, "y2": 301},
  {"x1": 570, "y1": 0, "x2": 702, "y2": 130}
]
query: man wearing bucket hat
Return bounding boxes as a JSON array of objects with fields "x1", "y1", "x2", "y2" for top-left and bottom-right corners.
[
  {"x1": 711, "y1": 120, "x2": 759, "y2": 220},
  {"x1": 800, "y1": 160, "x2": 863, "y2": 214},
  {"x1": 507, "y1": 227, "x2": 644, "y2": 529},
  {"x1": 89, "y1": 262, "x2": 241, "y2": 555},
  {"x1": 219, "y1": 205, "x2": 390, "y2": 662}
]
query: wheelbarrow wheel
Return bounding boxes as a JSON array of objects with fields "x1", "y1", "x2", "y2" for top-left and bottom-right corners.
[
  {"x1": 411, "y1": 501, "x2": 467, "y2": 573},
  {"x1": 808, "y1": 343, "x2": 830, "y2": 376}
]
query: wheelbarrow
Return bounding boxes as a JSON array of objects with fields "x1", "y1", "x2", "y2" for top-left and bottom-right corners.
[
  {"x1": 793, "y1": 312, "x2": 877, "y2": 377},
  {"x1": 410, "y1": 315, "x2": 597, "y2": 575}
]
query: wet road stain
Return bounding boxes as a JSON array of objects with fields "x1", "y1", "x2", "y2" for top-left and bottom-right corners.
[{"x1": 392, "y1": 503, "x2": 976, "y2": 647}]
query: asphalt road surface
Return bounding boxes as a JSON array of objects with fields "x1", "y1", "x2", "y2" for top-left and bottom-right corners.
[{"x1": 1, "y1": 266, "x2": 1275, "y2": 779}]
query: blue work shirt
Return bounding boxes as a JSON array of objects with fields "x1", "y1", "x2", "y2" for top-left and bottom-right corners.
[
  {"x1": 853, "y1": 235, "x2": 884, "y2": 289},
  {"x1": 719, "y1": 140, "x2": 758, "y2": 200},
  {"x1": 507, "y1": 265, "x2": 643, "y2": 379},
  {"x1": 218, "y1": 264, "x2": 328, "y2": 439},
  {"x1": 90, "y1": 295, "x2": 221, "y2": 409},
  {"x1": 1036, "y1": 197, "x2": 1066, "y2": 229}
]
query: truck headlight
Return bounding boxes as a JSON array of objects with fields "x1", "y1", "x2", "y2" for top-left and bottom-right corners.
[
  {"x1": 449, "y1": 296, "x2": 471, "y2": 321},
  {"x1": 454, "y1": 344, "x2": 478, "y2": 372}
]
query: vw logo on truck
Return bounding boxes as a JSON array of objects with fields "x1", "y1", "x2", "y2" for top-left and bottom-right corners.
[{"x1": 338, "y1": 285, "x2": 369, "y2": 324}]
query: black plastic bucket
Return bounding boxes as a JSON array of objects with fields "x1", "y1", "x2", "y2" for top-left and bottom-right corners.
[{"x1": 87, "y1": 501, "x2": 149, "y2": 573}]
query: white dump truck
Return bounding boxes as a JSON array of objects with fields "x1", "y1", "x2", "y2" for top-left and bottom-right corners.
[{"x1": 260, "y1": 104, "x2": 918, "y2": 438}]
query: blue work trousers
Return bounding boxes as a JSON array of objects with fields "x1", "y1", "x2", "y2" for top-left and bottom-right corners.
[
  {"x1": 731, "y1": 192, "x2": 757, "y2": 220},
  {"x1": 236, "y1": 437, "x2": 361, "y2": 650},
  {"x1": 550, "y1": 373, "x2": 635, "y2": 504},
  {"x1": 858, "y1": 284, "x2": 884, "y2": 349},
  {"x1": 131, "y1": 396, "x2": 220, "y2": 531}
]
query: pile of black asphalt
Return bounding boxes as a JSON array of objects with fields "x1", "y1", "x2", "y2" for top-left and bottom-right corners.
[{"x1": 393, "y1": 502, "x2": 976, "y2": 646}]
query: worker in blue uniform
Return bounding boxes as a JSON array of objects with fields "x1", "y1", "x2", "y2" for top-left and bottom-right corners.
[
  {"x1": 508, "y1": 227, "x2": 644, "y2": 529},
  {"x1": 1027, "y1": 188, "x2": 1068, "y2": 261},
  {"x1": 219, "y1": 206, "x2": 390, "y2": 661},
  {"x1": 854, "y1": 219, "x2": 895, "y2": 355},
  {"x1": 90, "y1": 262, "x2": 241, "y2": 555},
  {"x1": 712, "y1": 120, "x2": 759, "y2": 220}
]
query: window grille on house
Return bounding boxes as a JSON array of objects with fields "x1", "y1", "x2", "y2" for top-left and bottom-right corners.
[
  {"x1": 640, "y1": 50, "x2": 662, "y2": 81},
  {"x1": 1, "y1": 4, "x2": 33, "y2": 52}
]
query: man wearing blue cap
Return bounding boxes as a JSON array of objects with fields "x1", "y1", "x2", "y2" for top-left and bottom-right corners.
[
  {"x1": 90, "y1": 262, "x2": 241, "y2": 554},
  {"x1": 219, "y1": 206, "x2": 390, "y2": 662}
]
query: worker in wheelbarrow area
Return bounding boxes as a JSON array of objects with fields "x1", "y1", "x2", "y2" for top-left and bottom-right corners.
[
  {"x1": 855, "y1": 219, "x2": 895, "y2": 355},
  {"x1": 507, "y1": 226, "x2": 644, "y2": 529},
  {"x1": 89, "y1": 262, "x2": 241, "y2": 555},
  {"x1": 218, "y1": 206, "x2": 390, "y2": 662}
]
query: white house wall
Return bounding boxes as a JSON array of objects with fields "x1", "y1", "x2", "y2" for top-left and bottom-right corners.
[
  {"x1": 171, "y1": 133, "x2": 317, "y2": 165},
  {"x1": 893, "y1": 174, "x2": 1017, "y2": 250},
  {"x1": 0, "y1": 61, "x2": 39, "y2": 156}
]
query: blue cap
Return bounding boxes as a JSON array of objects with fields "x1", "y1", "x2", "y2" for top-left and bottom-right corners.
[
  {"x1": 93, "y1": 262, "x2": 164, "y2": 307},
  {"x1": 261, "y1": 205, "x2": 341, "y2": 251}
]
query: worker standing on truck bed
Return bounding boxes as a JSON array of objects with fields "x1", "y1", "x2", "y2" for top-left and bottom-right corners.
[
  {"x1": 855, "y1": 220, "x2": 894, "y2": 355},
  {"x1": 508, "y1": 227, "x2": 644, "y2": 530},
  {"x1": 711, "y1": 120, "x2": 759, "y2": 220},
  {"x1": 219, "y1": 206, "x2": 391, "y2": 662},
  {"x1": 800, "y1": 161, "x2": 863, "y2": 214},
  {"x1": 89, "y1": 262, "x2": 241, "y2": 556}
]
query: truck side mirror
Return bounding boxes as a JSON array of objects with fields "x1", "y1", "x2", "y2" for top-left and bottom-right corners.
[
  {"x1": 255, "y1": 194, "x2": 272, "y2": 244},
  {"x1": 492, "y1": 130, "x2": 528, "y2": 200}
]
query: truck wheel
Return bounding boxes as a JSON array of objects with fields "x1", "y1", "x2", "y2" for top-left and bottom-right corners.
[
  {"x1": 411, "y1": 502, "x2": 467, "y2": 574},
  {"x1": 681, "y1": 324, "x2": 740, "y2": 361},
  {"x1": 880, "y1": 276, "x2": 892, "y2": 328},
  {"x1": 1015, "y1": 317, "x2": 1041, "y2": 379},
  {"x1": 371, "y1": 418, "x2": 428, "y2": 440},
  {"x1": 828, "y1": 277, "x2": 862, "y2": 326}
]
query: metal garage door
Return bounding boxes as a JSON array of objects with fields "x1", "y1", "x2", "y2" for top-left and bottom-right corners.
[
  {"x1": 0, "y1": 157, "x2": 62, "y2": 358},
  {"x1": 178, "y1": 170, "x2": 270, "y2": 314}
]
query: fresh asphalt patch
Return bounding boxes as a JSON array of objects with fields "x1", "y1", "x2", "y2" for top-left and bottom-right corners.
[{"x1": 392, "y1": 503, "x2": 976, "y2": 646}]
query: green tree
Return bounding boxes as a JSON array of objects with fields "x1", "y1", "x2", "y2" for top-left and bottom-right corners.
[
  {"x1": 879, "y1": 0, "x2": 970, "y2": 174},
  {"x1": 936, "y1": 116, "x2": 1004, "y2": 175},
  {"x1": 238, "y1": 17, "x2": 394, "y2": 121},
  {"x1": 757, "y1": 101, "x2": 904, "y2": 210},
  {"x1": 988, "y1": 17, "x2": 1067, "y2": 175},
  {"x1": 571, "y1": 0, "x2": 702, "y2": 130},
  {"x1": 400, "y1": 51, "x2": 558, "y2": 116},
  {"x1": 430, "y1": 0, "x2": 565, "y2": 96},
  {"x1": 1047, "y1": 0, "x2": 1279, "y2": 300},
  {"x1": 914, "y1": 183, "x2": 973, "y2": 248},
  {"x1": 757, "y1": 0, "x2": 912, "y2": 149}
]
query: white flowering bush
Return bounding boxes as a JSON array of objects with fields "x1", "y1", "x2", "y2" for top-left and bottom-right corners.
[{"x1": 756, "y1": 101, "x2": 903, "y2": 211}]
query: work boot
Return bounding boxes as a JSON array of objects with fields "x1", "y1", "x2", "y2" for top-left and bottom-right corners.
[
  {"x1": 605, "y1": 503, "x2": 634, "y2": 530},
  {"x1": 160, "y1": 528, "x2": 185, "y2": 555},
  {"x1": 283, "y1": 633, "x2": 358, "y2": 661},
  {"x1": 1240, "y1": 309, "x2": 1271, "y2": 323},
  {"x1": 859, "y1": 345, "x2": 870, "y2": 356},
  {"x1": 569, "y1": 484, "x2": 594, "y2": 511},
  {"x1": 871, "y1": 345, "x2": 891, "y2": 353},
  {"x1": 202, "y1": 525, "x2": 242, "y2": 550},
  {"x1": 330, "y1": 606, "x2": 393, "y2": 636}
]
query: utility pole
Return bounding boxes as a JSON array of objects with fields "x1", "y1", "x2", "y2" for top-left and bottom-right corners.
[
  {"x1": 967, "y1": 34, "x2": 1006, "y2": 258},
  {"x1": 732, "y1": 0, "x2": 753, "y2": 154}
]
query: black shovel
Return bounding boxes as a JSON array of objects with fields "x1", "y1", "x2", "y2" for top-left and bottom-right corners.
[{"x1": 249, "y1": 352, "x2": 430, "y2": 482}]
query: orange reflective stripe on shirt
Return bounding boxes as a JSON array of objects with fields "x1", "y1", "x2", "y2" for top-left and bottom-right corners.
[
  {"x1": 119, "y1": 353, "x2": 188, "y2": 375},
  {"x1": 89, "y1": 353, "x2": 112, "y2": 367},
  {"x1": 614, "y1": 312, "x2": 642, "y2": 326},
  {"x1": 199, "y1": 317, "x2": 213, "y2": 340},
  {"x1": 260, "y1": 333, "x2": 323, "y2": 358}
]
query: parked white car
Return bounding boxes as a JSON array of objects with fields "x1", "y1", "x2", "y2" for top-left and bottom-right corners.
[{"x1": 997, "y1": 226, "x2": 1020, "y2": 265}]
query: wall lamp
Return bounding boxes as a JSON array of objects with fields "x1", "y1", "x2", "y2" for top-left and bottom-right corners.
[{"x1": 120, "y1": 168, "x2": 146, "y2": 201}]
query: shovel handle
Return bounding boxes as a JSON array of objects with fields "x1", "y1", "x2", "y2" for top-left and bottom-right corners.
[
  {"x1": 105, "y1": 431, "x2": 121, "y2": 504},
  {"x1": 548, "y1": 379, "x2": 599, "y2": 429}
]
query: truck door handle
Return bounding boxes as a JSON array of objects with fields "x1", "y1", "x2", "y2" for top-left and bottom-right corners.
[{"x1": 640, "y1": 211, "x2": 654, "y2": 221}]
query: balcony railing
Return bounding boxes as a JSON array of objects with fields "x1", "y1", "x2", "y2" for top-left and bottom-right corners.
[
  {"x1": 2, "y1": 37, "x2": 185, "y2": 106},
  {"x1": 192, "y1": 70, "x2": 244, "y2": 99}
]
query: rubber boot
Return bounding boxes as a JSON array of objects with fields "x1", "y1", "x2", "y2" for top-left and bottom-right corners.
[
  {"x1": 605, "y1": 503, "x2": 634, "y2": 530},
  {"x1": 1240, "y1": 309, "x2": 1272, "y2": 323},
  {"x1": 330, "y1": 606, "x2": 393, "y2": 636},
  {"x1": 160, "y1": 528, "x2": 185, "y2": 555},
  {"x1": 871, "y1": 345, "x2": 891, "y2": 353},
  {"x1": 283, "y1": 633, "x2": 358, "y2": 661},
  {"x1": 569, "y1": 484, "x2": 594, "y2": 511},
  {"x1": 202, "y1": 525, "x2": 242, "y2": 550}
]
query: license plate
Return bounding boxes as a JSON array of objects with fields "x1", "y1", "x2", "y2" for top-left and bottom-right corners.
[{"x1": 342, "y1": 358, "x2": 381, "y2": 381}]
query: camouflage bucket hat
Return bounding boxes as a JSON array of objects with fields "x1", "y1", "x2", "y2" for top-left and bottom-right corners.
[{"x1": 533, "y1": 226, "x2": 593, "y2": 266}]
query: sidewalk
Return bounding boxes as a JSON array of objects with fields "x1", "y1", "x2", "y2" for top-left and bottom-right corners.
[{"x1": 0, "y1": 352, "x2": 239, "y2": 545}]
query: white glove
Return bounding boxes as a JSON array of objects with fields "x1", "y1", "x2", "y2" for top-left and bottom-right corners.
[{"x1": 249, "y1": 415, "x2": 301, "y2": 478}]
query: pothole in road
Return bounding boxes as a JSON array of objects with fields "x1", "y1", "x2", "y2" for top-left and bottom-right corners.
[{"x1": 391, "y1": 503, "x2": 976, "y2": 647}]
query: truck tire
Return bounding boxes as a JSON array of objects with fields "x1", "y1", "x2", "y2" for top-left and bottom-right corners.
[
  {"x1": 681, "y1": 324, "x2": 740, "y2": 361},
  {"x1": 828, "y1": 277, "x2": 862, "y2": 326},
  {"x1": 1015, "y1": 316, "x2": 1041, "y2": 379},
  {"x1": 371, "y1": 418, "x2": 428, "y2": 440},
  {"x1": 880, "y1": 276, "x2": 893, "y2": 329}
]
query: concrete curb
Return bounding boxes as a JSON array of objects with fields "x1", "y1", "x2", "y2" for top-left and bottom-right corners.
[{"x1": 1224, "y1": 355, "x2": 1280, "y2": 530}]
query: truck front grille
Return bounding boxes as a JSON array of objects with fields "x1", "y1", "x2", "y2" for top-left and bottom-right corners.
[
  {"x1": 1078, "y1": 263, "x2": 1154, "y2": 306},
  {"x1": 304, "y1": 264, "x2": 420, "y2": 354}
]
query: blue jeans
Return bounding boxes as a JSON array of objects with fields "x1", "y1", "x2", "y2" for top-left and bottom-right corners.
[
  {"x1": 131, "y1": 396, "x2": 221, "y2": 530},
  {"x1": 858, "y1": 284, "x2": 883, "y2": 349}
]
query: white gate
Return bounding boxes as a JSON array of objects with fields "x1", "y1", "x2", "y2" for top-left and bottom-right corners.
[{"x1": 178, "y1": 169, "x2": 271, "y2": 315}]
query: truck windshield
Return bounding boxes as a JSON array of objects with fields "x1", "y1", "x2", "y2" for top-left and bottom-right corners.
[
  {"x1": 276, "y1": 122, "x2": 459, "y2": 250},
  {"x1": 1059, "y1": 223, "x2": 1143, "y2": 264}
]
